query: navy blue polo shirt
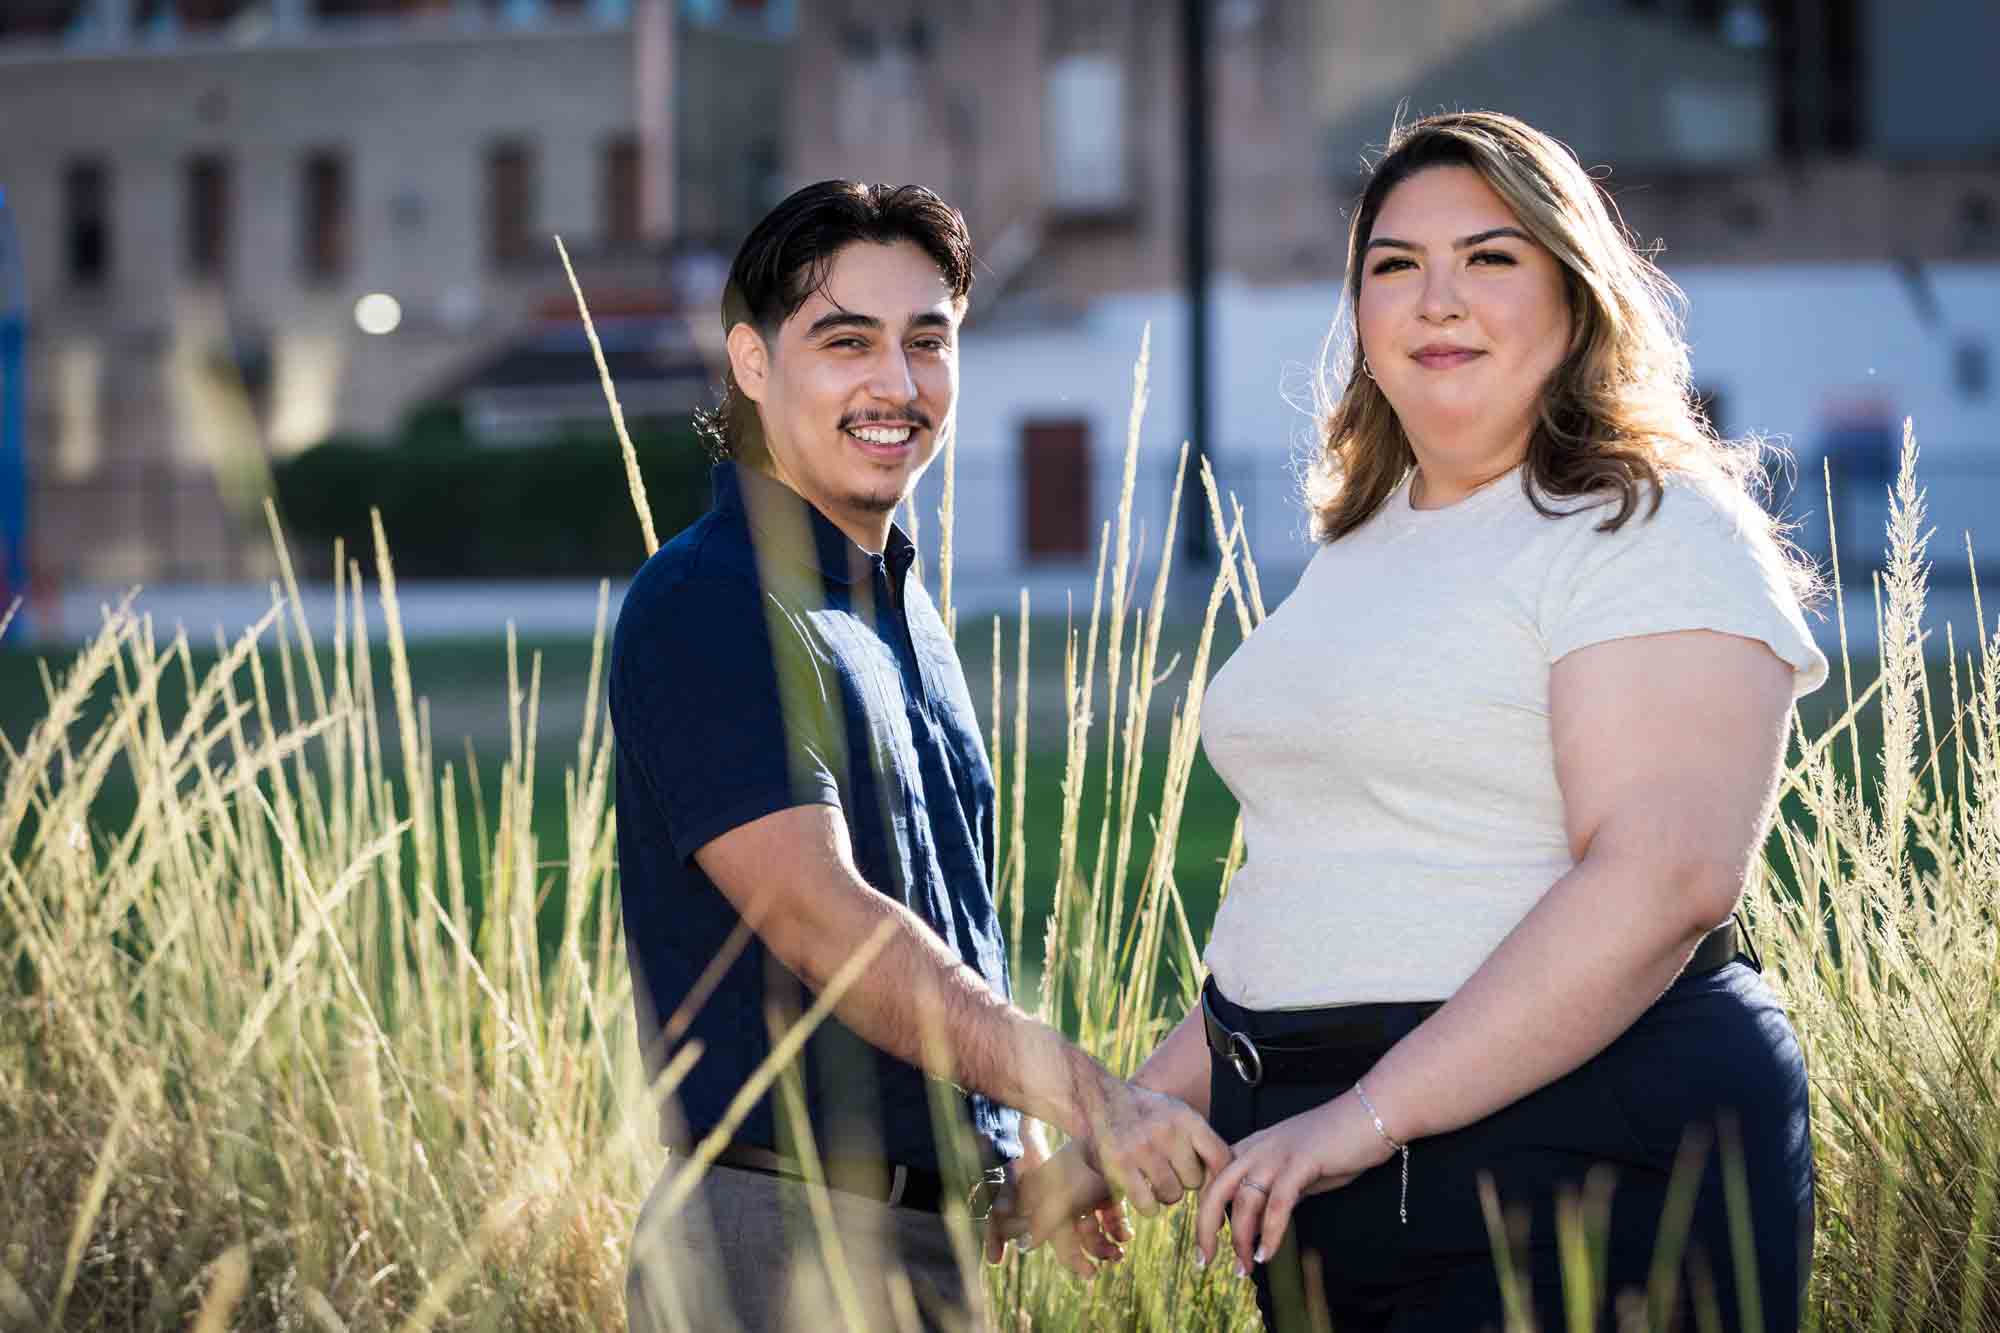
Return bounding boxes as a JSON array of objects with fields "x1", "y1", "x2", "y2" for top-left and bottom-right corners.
[{"x1": 611, "y1": 461, "x2": 1021, "y2": 1174}]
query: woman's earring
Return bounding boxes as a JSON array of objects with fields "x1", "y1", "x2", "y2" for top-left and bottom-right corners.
[{"x1": 1360, "y1": 357, "x2": 1375, "y2": 381}]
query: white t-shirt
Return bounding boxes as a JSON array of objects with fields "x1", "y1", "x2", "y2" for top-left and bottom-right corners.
[{"x1": 1200, "y1": 464, "x2": 1828, "y2": 1011}]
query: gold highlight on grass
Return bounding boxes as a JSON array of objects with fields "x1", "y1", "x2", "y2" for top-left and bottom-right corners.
[{"x1": 4, "y1": 308, "x2": 1998, "y2": 1333}]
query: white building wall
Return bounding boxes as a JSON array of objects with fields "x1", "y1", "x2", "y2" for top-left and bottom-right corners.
[
  {"x1": 930, "y1": 283, "x2": 1336, "y2": 616},
  {"x1": 932, "y1": 263, "x2": 2000, "y2": 619},
  {"x1": 1675, "y1": 264, "x2": 2000, "y2": 570},
  {"x1": 1674, "y1": 264, "x2": 1999, "y2": 453}
]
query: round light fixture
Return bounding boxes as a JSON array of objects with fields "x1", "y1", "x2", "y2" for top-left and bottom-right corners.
[{"x1": 354, "y1": 293, "x2": 403, "y2": 336}]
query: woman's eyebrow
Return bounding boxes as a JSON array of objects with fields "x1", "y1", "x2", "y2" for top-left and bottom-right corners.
[
  {"x1": 1364, "y1": 226, "x2": 1532, "y2": 252},
  {"x1": 1454, "y1": 226, "x2": 1531, "y2": 248}
]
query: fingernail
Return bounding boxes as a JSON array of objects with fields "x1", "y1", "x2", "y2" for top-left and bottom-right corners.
[
  {"x1": 1235, "y1": 1260, "x2": 1248, "y2": 1279},
  {"x1": 1254, "y1": 1247, "x2": 1266, "y2": 1265},
  {"x1": 1195, "y1": 1249, "x2": 1207, "y2": 1269}
]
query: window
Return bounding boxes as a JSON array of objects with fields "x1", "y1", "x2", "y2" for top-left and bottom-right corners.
[
  {"x1": 313, "y1": 1, "x2": 462, "y2": 15},
  {"x1": 602, "y1": 134, "x2": 641, "y2": 252},
  {"x1": 0, "y1": 2, "x2": 81, "y2": 40},
  {"x1": 138, "y1": 0, "x2": 248, "y2": 28},
  {"x1": 186, "y1": 153, "x2": 231, "y2": 280},
  {"x1": 1770, "y1": 0, "x2": 1865, "y2": 156},
  {"x1": 301, "y1": 149, "x2": 351, "y2": 281},
  {"x1": 1963, "y1": 193, "x2": 1997, "y2": 252},
  {"x1": 1620, "y1": 0, "x2": 1764, "y2": 43},
  {"x1": 1020, "y1": 419, "x2": 1093, "y2": 559},
  {"x1": 1043, "y1": 54, "x2": 1129, "y2": 216},
  {"x1": 64, "y1": 159, "x2": 111, "y2": 289},
  {"x1": 1956, "y1": 338, "x2": 1990, "y2": 402},
  {"x1": 745, "y1": 138, "x2": 782, "y2": 222},
  {"x1": 487, "y1": 139, "x2": 536, "y2": 267},
  {"x1": 684, "y1": 0, "x2": 791, "y2": 30},
  {"x1": 55, "y1": 338, "x2": 104, "y2": 483}
]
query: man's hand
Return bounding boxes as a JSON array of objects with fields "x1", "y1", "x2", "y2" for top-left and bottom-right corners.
[
  {"x1": 1078, "y1": 1075, "x2": 1232, "y2": 1217},
  {"x1": 986, "y1": 1127, "x2": 1131, "y2": 1278}
]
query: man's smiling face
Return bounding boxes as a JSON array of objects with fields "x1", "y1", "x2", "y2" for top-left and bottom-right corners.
[{"x1": 732, "y1": 239, "x2": 962, "y2": 552}]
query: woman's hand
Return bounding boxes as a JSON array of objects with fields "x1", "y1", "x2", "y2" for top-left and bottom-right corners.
[{"x1": 1195, "y1": 1089, "x2": 1396, "y2": 1275}]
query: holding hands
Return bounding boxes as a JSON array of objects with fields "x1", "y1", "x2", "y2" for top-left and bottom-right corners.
[
  {"x1": 984, "y1": 1129, "x2": 1130, "y2": 1277},
  {"x1": 1080, "y1": 1073, "x2": 1234, "y2": 1216},
  {"x1": 1194, "y1": 1088, "x2": 1397, "y2": 1275},
  {"x1": 989, "y1": 1073, "x2": 1233, "y2": 1274},
  {"x1": 993, "y1": 1054, "x2": 1403, "y2": 1284}
]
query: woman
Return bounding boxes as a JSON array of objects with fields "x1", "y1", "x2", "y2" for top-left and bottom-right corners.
[{"x1": 1022, "y1": 111, "x2": 1825, "y2": 1330}]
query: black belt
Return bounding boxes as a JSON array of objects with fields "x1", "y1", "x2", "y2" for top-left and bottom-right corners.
[
  {"x1": 709, "y1": 1144, "x2": 1007, "y2": 1217},
  {"x1": 1204, "y1": 918, "x2": 1750, "y2": 1089}
]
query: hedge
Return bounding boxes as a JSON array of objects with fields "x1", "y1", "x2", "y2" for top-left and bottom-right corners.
[{"x1": 271, "y1": 413, "x2": 714, "y2": 579}]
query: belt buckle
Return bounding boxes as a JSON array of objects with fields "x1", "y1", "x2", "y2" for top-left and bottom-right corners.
[{"x1": 1226, "y1": 1030, "x2": 1264, "y2": 1087}]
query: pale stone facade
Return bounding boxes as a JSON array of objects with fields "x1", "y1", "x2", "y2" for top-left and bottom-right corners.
[{"x1": 1, "y1": 1, "x2": 787, "y2": 582}]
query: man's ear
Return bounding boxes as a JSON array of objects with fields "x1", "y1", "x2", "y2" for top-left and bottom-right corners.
[{"x1": 726, "y1": 322, "x2": 770, "y2": 404}]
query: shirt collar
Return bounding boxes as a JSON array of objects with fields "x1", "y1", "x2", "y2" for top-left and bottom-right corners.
[{"x1": 713, "y1": 461, "x2": 916, "y2": 587}]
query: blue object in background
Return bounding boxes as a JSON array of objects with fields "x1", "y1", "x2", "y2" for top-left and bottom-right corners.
[{"x1": 0, "y1": 186, "x2": 26, "y2": 641}]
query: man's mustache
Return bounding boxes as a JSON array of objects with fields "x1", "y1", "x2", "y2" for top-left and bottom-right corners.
[{"x1": 839, "y1": 409, "x2": 935, "y2": 433}]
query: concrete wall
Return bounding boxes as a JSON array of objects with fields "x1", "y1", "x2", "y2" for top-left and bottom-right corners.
[
  {"x1": 917, "y1": 258, "x2": 2000, "y2": 618},
  {"x1": 1674, "y1": 262, "x2": 2000, "y2": 573}
]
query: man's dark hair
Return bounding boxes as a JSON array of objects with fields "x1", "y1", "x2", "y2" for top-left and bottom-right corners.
[{"x1": 697, "y1": 181, "x2": 975, "y2": 465}]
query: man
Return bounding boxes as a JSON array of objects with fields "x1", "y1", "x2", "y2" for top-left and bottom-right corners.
[{"x1": 614, "y1": 181, "x2": 1228, "y2": 1332}]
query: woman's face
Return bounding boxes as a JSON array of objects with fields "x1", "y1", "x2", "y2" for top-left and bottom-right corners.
[{"x1": 1355, "y1": 165, "x2": 1572, "y2": 482}]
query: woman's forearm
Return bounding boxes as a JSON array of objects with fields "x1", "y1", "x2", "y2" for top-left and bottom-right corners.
[
  {"x1": 1357, "y1": 851, "x2": 1728, "y2": 1144},
  {"x1": 1130, "y1": 1004, "x2": 1213, "y2": 1117}
]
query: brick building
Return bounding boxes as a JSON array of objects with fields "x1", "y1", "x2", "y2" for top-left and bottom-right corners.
[
  {"x1": 0, "y1": 0, "x2": 788, "y2": 583},
  {"x1": 784, "y1": 0, "x2": 2000, "y2": 594}
]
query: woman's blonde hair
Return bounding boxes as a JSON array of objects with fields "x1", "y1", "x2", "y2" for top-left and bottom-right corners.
[{"x1": 1306, "y1": 110, "x2": 1819, "y2": 601}]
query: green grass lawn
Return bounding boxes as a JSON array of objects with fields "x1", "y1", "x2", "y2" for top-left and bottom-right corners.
[{"x1": 1005, "y1": 745, "x2": 1239, "y2": 959}]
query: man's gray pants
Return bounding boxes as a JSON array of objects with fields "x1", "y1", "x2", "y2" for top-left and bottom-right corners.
[{"x1": 626, "y1": 1159, "x2": 988, "y2": 1333}]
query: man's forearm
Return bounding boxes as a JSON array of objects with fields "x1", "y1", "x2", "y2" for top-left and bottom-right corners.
[
  {"x1": 765, "y1": 868, "x2": 1112, "y2": 1138},
  {"x1": 699, "y1": 806, "x2": 1230, "y2": 1204}
]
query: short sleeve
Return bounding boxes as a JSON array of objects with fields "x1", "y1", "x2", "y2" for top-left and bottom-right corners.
[
  {"x1": 611, "y1": 576, "x2": 843, "y2": 863},
  {"x1": 1542, "y1": 479, "x2": 1828, "y2": 698}
]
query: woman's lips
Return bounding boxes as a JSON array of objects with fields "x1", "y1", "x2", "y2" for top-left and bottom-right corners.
[{"x1": 1412, "y1": 347, "x2": 1484, "y2": 370}]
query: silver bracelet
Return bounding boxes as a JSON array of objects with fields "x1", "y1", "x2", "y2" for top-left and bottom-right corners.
[{"x1": 1352, "y1": 1081, "x2": 1409, "y2": 1225}]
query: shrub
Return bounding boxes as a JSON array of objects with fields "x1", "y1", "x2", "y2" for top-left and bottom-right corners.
[{"x1": 271, "y1": 413, "x2": 712, "y2": 579}]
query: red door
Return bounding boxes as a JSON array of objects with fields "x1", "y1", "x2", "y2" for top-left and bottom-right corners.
[{"x1": 1020, "y1": 419, "x2": 1092, "y2": 560}]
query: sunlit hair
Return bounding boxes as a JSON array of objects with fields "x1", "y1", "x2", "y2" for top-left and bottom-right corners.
[
  {"x1": 1307, "y1": 110, "x2": 1819, "y2": 601},
  {"x1": 697, "y1": 180, "x2": 974, "y2": 467}
]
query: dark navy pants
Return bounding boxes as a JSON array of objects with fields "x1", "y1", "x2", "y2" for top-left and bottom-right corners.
[{"x1": 1206, "y1": 963, "x2": 1814, "y2": 1332}]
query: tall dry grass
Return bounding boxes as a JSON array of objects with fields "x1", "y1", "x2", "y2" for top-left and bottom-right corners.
[
  {"x1": 0, "y1": 314, "x2": 1995, "y2": 1330},
  {"x1": 1747, "y1": 426, "x2": 2000, "y2": 1333}
]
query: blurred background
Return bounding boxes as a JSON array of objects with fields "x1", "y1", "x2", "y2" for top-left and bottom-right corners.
[{"x1": 0, "y1": 0, "x2": 1996, "y2": 654}]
